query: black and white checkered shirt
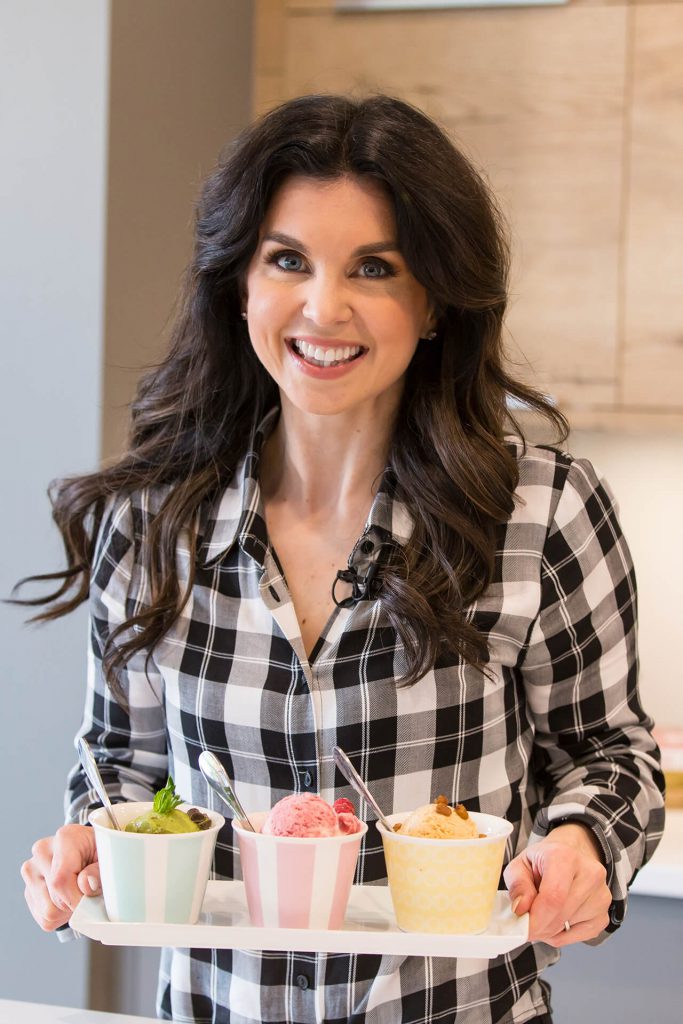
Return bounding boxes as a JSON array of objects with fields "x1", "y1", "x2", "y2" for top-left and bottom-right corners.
[{"x1": 66, "y1": 411, "x2": 664, "y2": 1023}]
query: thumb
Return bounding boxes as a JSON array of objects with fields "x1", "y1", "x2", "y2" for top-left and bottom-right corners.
[
  {"x1": 504, "y1": 850, "x2": 539, "y2": 916},
  {"x1": 77, "y1": 863, "x2": 102, "y2": 897}
]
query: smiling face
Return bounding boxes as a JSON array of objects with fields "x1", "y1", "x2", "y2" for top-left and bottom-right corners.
[{"x1": 243, "y1": 174, "x2": 433, "y2": 422}]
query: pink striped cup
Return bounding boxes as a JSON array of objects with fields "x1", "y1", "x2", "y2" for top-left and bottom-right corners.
[{"x1": 234, "y1": 812, "x2": 368, "y2": 929}]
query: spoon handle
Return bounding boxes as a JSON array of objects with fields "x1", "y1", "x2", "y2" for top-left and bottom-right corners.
[
  {"x1": 77, "y1": 737, "x2": 121, "y2": 830},
  {"x1": 198, "y1": 751, "x2": 256, "y2": 832},
  {"x1": 220, "y1": 781, "x2": 255, "y2": 832},
  {"x1": 332, "y1": 746, "x2": 393, "y2": 831}
]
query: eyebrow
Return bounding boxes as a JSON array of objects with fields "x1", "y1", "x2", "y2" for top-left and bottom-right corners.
[{"x1": 262, "y1": 231, "x2": 401, "y2": 257}]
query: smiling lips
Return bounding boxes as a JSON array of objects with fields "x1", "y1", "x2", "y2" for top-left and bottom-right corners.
[{"x1": 289, "y1": 337, "x2": 366, "y2": 369}]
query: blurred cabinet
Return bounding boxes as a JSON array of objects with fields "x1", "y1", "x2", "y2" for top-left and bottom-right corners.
[
  {"x1": 622, "y1": 5, "x2": 683, "y2": 412},
  {"x1": 254, "y1": 0, "x2": 683, "y2": 429}
]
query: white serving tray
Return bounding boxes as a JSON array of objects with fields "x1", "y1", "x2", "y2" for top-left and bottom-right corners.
[{"x1": 71, "y1": 880, "x2": 528, "y2": 959}]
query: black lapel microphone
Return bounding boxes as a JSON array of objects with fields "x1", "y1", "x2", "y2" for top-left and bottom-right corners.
[{"x1": 332, "y1": 560, "x2": 382, "y2": 609}]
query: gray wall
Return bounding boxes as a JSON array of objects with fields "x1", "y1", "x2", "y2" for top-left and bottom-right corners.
[
  {"x1": 550, "y1": 894, "x2": 682, "y2": 1022},
  {"x1": 0, "y1": 0, "x2": 109, "y2": 1007},
  {"x1": 1, "y1": 0, "x2": 253, "y2": 1015},
  {"x1": 93, "y1": 1, "x2": 254, "y2": 1013}
]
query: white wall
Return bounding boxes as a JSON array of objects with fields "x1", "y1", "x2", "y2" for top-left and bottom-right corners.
[
  {"x1": 569, "y1": 430, "x2": 683, "y2": 728},
  {"x1": 0, "y1": 0, "x2": 109, "y2": 1007}
]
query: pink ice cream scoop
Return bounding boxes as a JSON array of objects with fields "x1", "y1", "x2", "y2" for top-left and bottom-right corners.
[
  {"x1": 235, "y1": 795, "x2": 368, "y2": 929},
  {"x1": 261, "y1": 792, "x2": 362, "y2": 837}
]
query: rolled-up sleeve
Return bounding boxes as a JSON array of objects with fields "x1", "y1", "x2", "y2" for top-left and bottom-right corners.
[
  {"x1": 521, "y1": 456, "x2": 665, "y2": 931},
  {"x1": 64, "y1": 493, "x2": 168, "y2": 825}
]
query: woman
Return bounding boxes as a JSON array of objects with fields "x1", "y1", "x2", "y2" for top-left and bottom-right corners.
[{"x1": 20, "y1": 94, "x2": 664, "y2": 1023}]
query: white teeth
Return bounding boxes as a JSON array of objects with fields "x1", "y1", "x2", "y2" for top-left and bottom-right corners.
[{"x1": 292, "y1": 339, "x2": 362, "y2": 367}]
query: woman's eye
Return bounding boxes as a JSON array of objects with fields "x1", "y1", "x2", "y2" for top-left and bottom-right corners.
[
  {"x1": 358, "y1": 259, "x2": 392, "y2": 279},
  {"x1": 270, "y1": 251, "x2": 306, "y2": 272}
]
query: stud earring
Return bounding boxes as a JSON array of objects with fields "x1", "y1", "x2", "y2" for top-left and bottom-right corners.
[
  {"x1": 427, "y1": 330, "x2": 437, "y2": 340},
  {"x1": 241, "y1": 311, "x2": 247, "y2": 320}
]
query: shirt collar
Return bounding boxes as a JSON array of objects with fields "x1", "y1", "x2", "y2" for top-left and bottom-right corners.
[
  {"x1": 199, "y1": 408, "x2": 415, "y2": 569},
  {"x1": 363, "y1": 475, "x2": 414, "y2": 547},
  {"x1": 199, "y1": 408, "x2": 278, "y2": 568}
]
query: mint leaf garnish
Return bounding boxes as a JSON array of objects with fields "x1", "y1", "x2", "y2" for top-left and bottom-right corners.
[{"x1": 153, "y1": 776, "x2": 183, "y2": 815}]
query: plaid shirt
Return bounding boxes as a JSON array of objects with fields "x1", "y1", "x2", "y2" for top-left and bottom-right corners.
[{"x1": 66, "y1": 411, "x2": 664, "y2": 1024}]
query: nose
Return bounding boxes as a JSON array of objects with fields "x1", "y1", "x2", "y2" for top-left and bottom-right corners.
[{"x1": 301, "y1": 272, "x2": 352, "y2": 326}]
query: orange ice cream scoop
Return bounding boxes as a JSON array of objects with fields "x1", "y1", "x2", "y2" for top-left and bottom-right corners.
[{"x1": 398, "y1": 795, "x2": 479, "y2": 839}]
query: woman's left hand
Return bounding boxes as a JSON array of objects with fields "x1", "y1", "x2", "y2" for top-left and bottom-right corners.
[{"x1": 503, "y1": 822, "x2": 612, "y2": 946}]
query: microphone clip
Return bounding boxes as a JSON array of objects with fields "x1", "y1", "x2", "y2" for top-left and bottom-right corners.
[{"x1": 332, "y1": 561, "x2": 382, "y2": 609}]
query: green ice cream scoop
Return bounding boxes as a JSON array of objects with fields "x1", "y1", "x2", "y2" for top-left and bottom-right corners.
[
  {"x1": 125, "y1": 808, "x2": 200, "y2": 834},
  {"x1": 124, "y1": 776, "x2": 211, "y2": 834}
]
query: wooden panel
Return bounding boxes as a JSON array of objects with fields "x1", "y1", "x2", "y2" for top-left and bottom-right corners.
[
  {"x1": 103, "y1": 0, "x2": 253, "y2": 461},
  {"x1": 253, "y1": 0, "x2": 289, "y2": 113},
  {"x1": 622, "y1": 5, "x2": 683, "y2": 408},
  {"x1": 519, "y1": 408, "x2": 683, "y2": 436},
  {"x1": 271, "y1": 6, "x2": 627, "y2": 408}
]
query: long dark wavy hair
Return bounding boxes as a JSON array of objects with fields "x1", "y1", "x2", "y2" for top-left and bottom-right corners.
[{"x1": 15, "y1": 93, "x2": 566, "y2": 696}]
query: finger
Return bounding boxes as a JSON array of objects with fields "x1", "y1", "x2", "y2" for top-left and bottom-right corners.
[
  {"x1": 503, "y1": 852, "x2": 539, "y2": 916},
  {"x1": 561, "y1": 876, "x2": 612, "y2": 934},
  {"x1": 23, "y1": 871, "x2": 72, "y2": 932},
  {"x1": 28, "y1": 836, "x2": 56, "y2": 877},
  {"x1": 525, "y1": 848, "x2": 577, "y2": 938},
  {"x1": 23, "y1": 857, "x2": 69, "y2": 921},
  {"x1": 50, "y1": 826, "x2": 97, "y2": 911},
  {"x1": 543, "y1": 906, "x2": 611, "y2": 948},
  {"x1": 535, "y1": 846, "x2": 608, "y2": 938}
]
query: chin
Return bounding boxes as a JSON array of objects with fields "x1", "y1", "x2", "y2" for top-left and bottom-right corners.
[{"x1": 286, "y1": 395, "x2": 358, "y2": 417}]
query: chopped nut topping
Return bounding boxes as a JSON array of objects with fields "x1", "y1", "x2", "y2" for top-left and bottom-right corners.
[
  {"x1": 435, "y1": 794, "x2": 449, "y2": 804},
  {"x1": 187, "y1": 807, "x2": 212, "y2": 830},
  {"x1": 393, "y1": 823, "x2": 402, "y2": 832},
  {"x1": 455, "y1": 803, "x2": 469, "y2": 820},
  {"x1": 435, "y1": 801, "x2": 452, "y2": 816}
]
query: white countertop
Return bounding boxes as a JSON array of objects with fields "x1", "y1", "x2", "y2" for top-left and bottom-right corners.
[
  {"x1": 0, "y1": 1000, "x2": 157, "y2": 1024},
  {"x1": 629, "y1": 808, "x2": 683, "y2": 898}
]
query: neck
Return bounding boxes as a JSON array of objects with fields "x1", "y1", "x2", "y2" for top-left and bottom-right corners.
[{"x1": 260, "y1": 396, "x2": 397, "y2": 515}]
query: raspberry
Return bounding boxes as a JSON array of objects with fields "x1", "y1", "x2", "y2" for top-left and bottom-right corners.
[{"x1": 333, "y1": 797, "x2": 356, "y2": 816}]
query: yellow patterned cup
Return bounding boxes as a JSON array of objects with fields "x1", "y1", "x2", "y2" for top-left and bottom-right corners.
[{"x1": 377, "y1": 811, "x2": 513, "y2": 933}]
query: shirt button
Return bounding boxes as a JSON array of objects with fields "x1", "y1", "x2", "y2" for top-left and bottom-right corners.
[
  {"x1": 303, "y1": 771, "x2": 313, "y2": 788},
  {"x1": 296, "y1": 974, "x2": 309, "y2": 990}
]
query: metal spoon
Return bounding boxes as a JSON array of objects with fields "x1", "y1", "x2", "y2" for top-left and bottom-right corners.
[
  {"x1": 198, "y1": 750, "x2": 256, "y2": 832},
  {"x1": 77, "y1": 737, "x2": 121, "y2": 831},
  {"x1": 332, "y1": 746, "x2": 393, "y2": 831}
]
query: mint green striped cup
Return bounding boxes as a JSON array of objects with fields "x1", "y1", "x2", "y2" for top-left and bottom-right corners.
[{"x1": 89, "y1": 802, "x2": 224, "y2": 923}]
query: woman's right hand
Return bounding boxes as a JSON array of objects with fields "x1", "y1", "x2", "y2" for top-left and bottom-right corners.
[{"x1": 21, "y1": 824, "x2": 101, "y2": 931}]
